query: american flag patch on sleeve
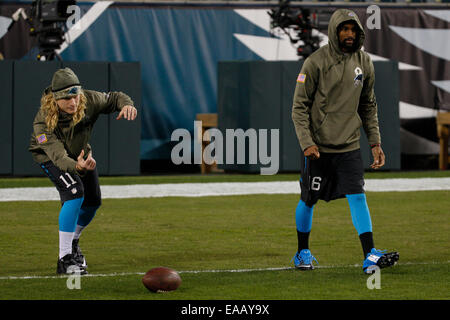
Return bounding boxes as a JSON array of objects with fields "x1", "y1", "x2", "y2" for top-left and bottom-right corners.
[
  {"x1": 36, "y1": 133, "x2": 48, "y2": 144},
  {"x1": 297, "y1": 73, "x2": 306, "y2": 83}
]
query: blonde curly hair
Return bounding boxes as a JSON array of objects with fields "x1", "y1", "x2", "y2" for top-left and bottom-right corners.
[{"x1": 40, "y1": 92, "x2": 87, "y2": 131}]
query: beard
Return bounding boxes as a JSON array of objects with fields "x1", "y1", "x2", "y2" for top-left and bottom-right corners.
[{"x1": 339, "y1": 38, "x2": 358, "y2": 52}]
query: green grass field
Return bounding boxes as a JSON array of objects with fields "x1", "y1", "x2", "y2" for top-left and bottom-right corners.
[{"x1": 0, "y1": 172, "x2": 449, "y2": 302}]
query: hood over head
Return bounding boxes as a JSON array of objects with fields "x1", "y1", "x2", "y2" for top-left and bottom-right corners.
[{"x1": 328, "y1": 9, "x2": 365, "y2": 55}]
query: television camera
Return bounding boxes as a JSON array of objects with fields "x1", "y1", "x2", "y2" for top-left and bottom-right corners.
[
  {"x1": 29, "y1": 0, "x2": 76, "y2": 60},
  {"x1": 268, "y1": 1, "x2": 331, "y2": 59}
]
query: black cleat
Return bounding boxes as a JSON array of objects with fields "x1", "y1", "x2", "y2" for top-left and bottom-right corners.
[
  {"x1": 363, "y1": 249, "x2": 399, "y2": 274},
  {"x1": 57, "y1": 254, "x2": 88, "y2": 275},
  {"x1": 376, "y1": 251, "x2": 400, "y2": 269},
  {"x1": 72, "y1": 239, "x2": 87, "y2": 269}
]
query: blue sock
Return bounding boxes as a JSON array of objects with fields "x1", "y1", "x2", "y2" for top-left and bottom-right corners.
[
  {"x1": 296, "y1": 200, "x2": 314, "y2": 233},
  {"x1": 346, "y1": 193, "x2": 373, "y2": 235},
  {"x1": 295, "y1": 200, "x2": 314, "y2": 252},
  {"x1": 77, "y1": 205, "x2": 99, "y2": 227},
  {"x1": 59, "y1": 197, "x2": 84, "y2": 232}
]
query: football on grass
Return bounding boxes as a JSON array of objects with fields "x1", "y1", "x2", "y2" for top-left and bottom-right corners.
[{"x1": 142, "y1": 267, "x2": 182, "y2": 292}]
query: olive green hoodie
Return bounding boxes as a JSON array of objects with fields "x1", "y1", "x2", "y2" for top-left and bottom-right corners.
[
  {"x1": 29, "y1": 89, "x2": 134, "y2": 175},
  {"x1": 292, "y1": 8, "x2": 381, "y2": 153}
]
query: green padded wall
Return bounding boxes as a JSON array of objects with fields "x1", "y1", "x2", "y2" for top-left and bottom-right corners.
[{"x1": 218, "y1": 60, "x2": 400, "y2": 173}]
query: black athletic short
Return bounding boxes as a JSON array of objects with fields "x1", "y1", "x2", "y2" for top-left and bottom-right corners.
[
  {"x1": 299, "y1": 149, "x2": 365, "y2": 207},
  {"x1": 40, "y1": 161, "x2": 101, "y2": 206}
]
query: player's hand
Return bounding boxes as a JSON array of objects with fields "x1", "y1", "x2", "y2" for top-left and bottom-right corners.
[
  {"x1": 76, "y1": 150, "x2": 96, "y2": 172},
  {"x1": 116, "y1": 105, "x2": 137, "y2": 121},
  {"x1": 304, "y1": 145, "x2": 320, "y2": 160},
  {"x1": 370, "y1": 145, "x2": 385, "y2": 169}
]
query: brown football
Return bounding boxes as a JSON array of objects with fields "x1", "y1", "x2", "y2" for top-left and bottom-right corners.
[{"x1": 142, "y1": 267, "x2": 182, "y2": 293}]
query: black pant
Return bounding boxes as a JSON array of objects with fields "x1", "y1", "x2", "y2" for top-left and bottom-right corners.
[
  {"x1": 40, "y1": 161, "x2": 101, "y2": 207},
  {"x1": 299, "y1": 149, "x2": 365, "y2": 207}
]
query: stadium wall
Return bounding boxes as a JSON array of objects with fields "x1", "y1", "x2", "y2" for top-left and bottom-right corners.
[
  {"x1": 0, "y1": 1, "x2": 448, "y2": 173},
  {"x1": 0, "y1": 60, "x2": 141, "y2": 176},
  {"x1": 218, "y1": 60, "x2": 400, "y2": 172}
]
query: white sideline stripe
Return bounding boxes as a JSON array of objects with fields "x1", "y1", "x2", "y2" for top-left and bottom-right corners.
[
  {"x1": 1, "y1": 261, "x2": 448, "y2": 280},
  {"x1": 0, "y1": 178, "x2": 450, "y2": 202}
]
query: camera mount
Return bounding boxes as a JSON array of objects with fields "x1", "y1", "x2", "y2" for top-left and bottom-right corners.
[
  {"x1": 268, "y1": 1, "x2": 331, "y2": 59},
  {"x1": 29, "y1": 0, "x2": 76, "y2": 60}
]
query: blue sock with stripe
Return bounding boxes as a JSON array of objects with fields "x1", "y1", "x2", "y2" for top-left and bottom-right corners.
[
  {"x1": 295, "y1": 199, "x2": 314, "y2": 251},
  {"x1": 296, "y1": 199, "x2": 314, "y2": 233},
  {"x1": 77, "y1": 205, "x2": 99, "y2": 227},
  {"x1": 58, "y1": 197, "x2": 84, "y2": 258},
  {"x1": 346, "y1": 193, "x2": 372, "y2": 235},
  {"x1": 74, "y1": 205, "x2": 100, "y2": 240},
  {"x1": 346, "y1": 193, "x2": 374, "y2": 257},
  {"x1": 59, "y1": 197, "x2": 84, "y2": 232}
]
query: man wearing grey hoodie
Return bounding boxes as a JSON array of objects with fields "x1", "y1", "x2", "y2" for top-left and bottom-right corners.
[{"x1": 291, "y1": 9, "x2": 399, "y2": 274}]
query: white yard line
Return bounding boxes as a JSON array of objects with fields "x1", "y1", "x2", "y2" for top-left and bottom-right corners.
[
  {"x1": 0, "y1": 178, "x2": 449, "y2": 202},
  {"x1": 1, "y1": 261, "x2": 448, "y2": 280}
]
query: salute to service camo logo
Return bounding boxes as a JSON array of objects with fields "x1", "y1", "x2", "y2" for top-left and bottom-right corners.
[{"x1": 354, "y1": 67, "x2": 363, "y2": 87}]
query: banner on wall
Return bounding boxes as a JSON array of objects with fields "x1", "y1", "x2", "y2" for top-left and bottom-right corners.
[{"x1": 1, "y1": 2, "x2": 448, "y2": 161}]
